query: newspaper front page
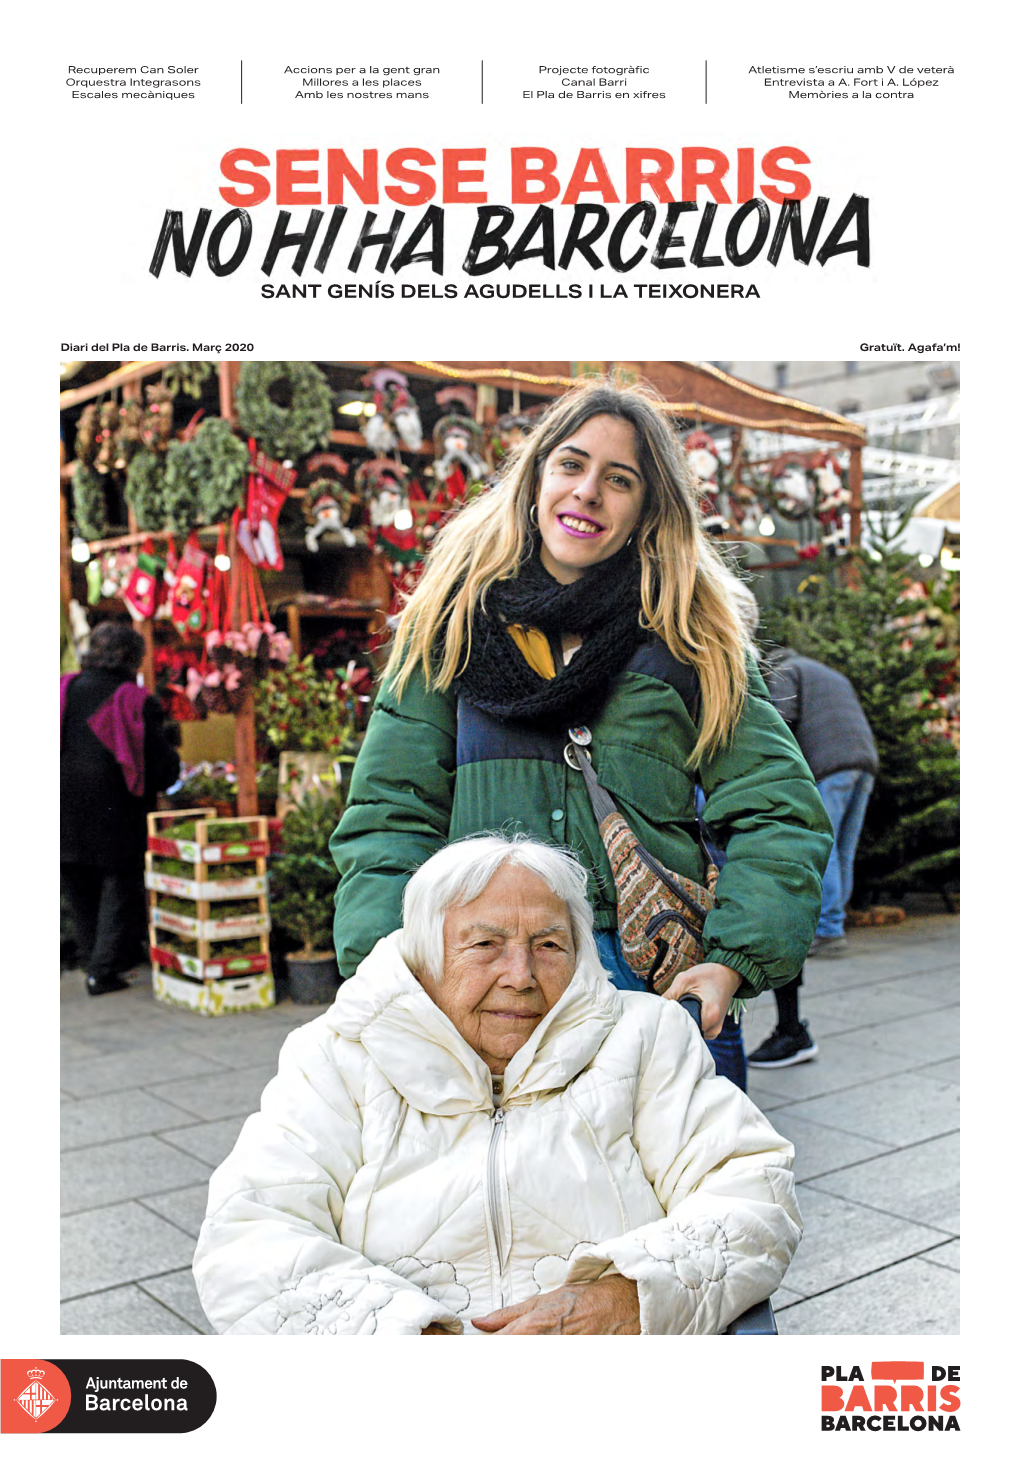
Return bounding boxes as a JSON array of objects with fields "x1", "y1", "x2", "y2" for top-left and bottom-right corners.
[{"x1": 8, "y1": 0, "x2": 994, "y2": 1472}]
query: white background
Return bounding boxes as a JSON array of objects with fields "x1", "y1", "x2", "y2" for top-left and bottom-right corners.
[{"x1": 6, "y1": 0, "x2": 1001, "y2": 1474}]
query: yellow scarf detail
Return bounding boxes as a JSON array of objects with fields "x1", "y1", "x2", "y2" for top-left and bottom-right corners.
[{"x1": 507, "y1": 625, "x2": 556, "y2": 680}]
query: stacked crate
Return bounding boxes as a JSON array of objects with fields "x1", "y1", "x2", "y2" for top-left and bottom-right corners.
[{"x1": 145, "y1": 808, "x2": 275, "y2": 1015}]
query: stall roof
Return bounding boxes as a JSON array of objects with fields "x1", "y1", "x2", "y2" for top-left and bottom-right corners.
[
  {"x1": 393, "y1": 360, "x2": 866, "y2": 445},
  {"x1": 914, "y1": 483, "x2": 960, "y2": 522},
  {"x1": 61, "y1": 358, "x2": 865, "y2": 446}
]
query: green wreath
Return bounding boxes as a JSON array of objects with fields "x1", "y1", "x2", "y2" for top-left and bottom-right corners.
[
  {"x1": 72, "y1": 464, "x2": 108, "y2": 540},
  {"x1": 124, "y1": 448, "x2": 164, "y2": 532},
  {"x1": 160, "y1": 418, "x2": 249, "y2": 535},
  {"x1": 192, "y1": 418, "x2": 250, "y2": 525},
  {"x1": 235, "y1": 361, "x2": 334, "y2": 463}
]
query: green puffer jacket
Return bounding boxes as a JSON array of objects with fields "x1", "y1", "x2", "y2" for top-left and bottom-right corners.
[{"x1": 330, "y1": 638, "x2": 832, "y2": 991}]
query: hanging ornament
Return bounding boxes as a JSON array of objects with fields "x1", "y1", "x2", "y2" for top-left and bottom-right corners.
[
  {"x1": 160, "y1": 418, "x2": 249, "y2": 537},
  {"x1": 124, "y1": 447, "x2": 164, "y2": 532},
  {"x1": 727, "y1": 479, "x2": 766, "y2": 535},
  {"x1": 143, "y1": 382, "x2": 174, "y2": 455},
  {"x1": 237, "y1": 441, "x2": 298, "y2": 570},
  {"x1": 235, "y1": 361, "x2": 334, "y2": 463},
  {"x1": 490, "y1": 408, "x2": 542, "y2": 466},
  {"x1": 361, "y1": 368, "x2": 424, "y2": 453},
  {"x1": 115, "y1": 401, "x2": 146, "y2": 470},
  {"x1": 431, "y1": 387, "x2": 490, "y2": 488},
  {"x1": 156, "y1": 538, "x2": 178, "y2": 621},
  {"x1": 170, "y1": 537, "x2": 212, "y2": 638},
  {"x1": 99, "y1": 547, "x2": 135, "y2": 600},
  {"x1": 122, "y1": 539, "x2": 166, "y2": 622},
  {"x1": 357, "y1": 457, "x2": 409, "y2": 530},
  {"x1": 303, "y1": 470, "x2": 358, "y2": 552},
  {"x1": 683, "y1": 431, "x2": 729, "y2": 535},
  {"x1": 85, "y1": 560, "x2": 103, "y2": 606},
  {"x1": 769, "y1": 452, "x2": 816, "y2": 520},
  {"x1": 72, "y1": 464, "x2": 108, "y2": 541},
  {"x1": 357, "y1": 457, "x2": 418, "y2": 572},
  {"x1": 92, "y1": 403, "x2": 120, "y2": 476},
  {"x1": 74, "y1": 404, "x2": 101, "y2": 467},
  {"x1": 808, "y1": 451, "x2": 850, "y2": 550}
]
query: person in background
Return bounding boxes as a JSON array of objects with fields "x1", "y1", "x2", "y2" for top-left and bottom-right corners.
[
  {"x1": 60, "y1": 621, "x2": 180, "y2": 995},
  {"x1": 747, "y1": 643, "x2": 879, "y2": 1068}
]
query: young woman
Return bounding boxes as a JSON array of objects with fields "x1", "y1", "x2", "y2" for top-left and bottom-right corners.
[{"x1": 330, "y1": 378, "x2": 832, "y2": 1082}]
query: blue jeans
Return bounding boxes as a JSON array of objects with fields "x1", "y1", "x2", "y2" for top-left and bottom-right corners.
[
  {"x1": 594, "y1": 929, "x2": 747, "y2": 1091},
  {"x1": 816, "y1": 768, "x2": 875, "y2": 937}
]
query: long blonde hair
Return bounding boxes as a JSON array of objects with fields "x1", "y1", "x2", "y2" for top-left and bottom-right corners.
[{"x1": 389, "y1": 377, "x2": 750, "y2": 766}]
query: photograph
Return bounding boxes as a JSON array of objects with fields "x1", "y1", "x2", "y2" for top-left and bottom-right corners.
[{"x1": 56, "y1": 357, "x2": 961, "y2": 1341}]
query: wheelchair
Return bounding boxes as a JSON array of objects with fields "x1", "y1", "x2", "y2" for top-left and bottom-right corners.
[{"x1": 679, "y1": 995, "x2": 779, "y2": 1337}]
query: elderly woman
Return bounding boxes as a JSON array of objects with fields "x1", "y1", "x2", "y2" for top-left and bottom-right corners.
[{"x1": 194, "y1": 835, "x2": 801, "y2": 1335}]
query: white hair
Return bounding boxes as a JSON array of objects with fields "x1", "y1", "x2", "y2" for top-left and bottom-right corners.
[{"x1": 400, "y1": 833, "x2": 601, "y2": 985}]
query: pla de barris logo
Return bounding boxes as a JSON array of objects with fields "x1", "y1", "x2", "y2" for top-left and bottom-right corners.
[{"x1": 821, "y1": 1361, "x2": 961, "y2": 1431}]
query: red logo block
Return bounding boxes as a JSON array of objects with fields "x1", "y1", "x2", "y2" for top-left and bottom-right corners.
[{"x1": 1, "y1": 1361, "x2": 73, "y2": 1433}]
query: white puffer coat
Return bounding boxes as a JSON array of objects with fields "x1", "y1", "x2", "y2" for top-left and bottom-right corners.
[{"x1": 194, "y1": 934, "x2": 802, "y2": 1335}]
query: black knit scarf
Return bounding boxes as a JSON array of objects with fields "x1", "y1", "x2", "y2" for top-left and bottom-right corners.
[{"x1": 454, "y1": 545, "x2": 647, "y2": 726}]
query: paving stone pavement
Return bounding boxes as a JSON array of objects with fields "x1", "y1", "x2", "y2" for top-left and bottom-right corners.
[{"x1": 59, "y1": 911, "x2": 960, "y2": 1336}]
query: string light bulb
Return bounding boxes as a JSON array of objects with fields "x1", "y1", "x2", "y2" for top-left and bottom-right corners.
[
  {"x1": 759, "y1": 515, "x2": 776, "y2": 536},
  {"x1": 214, "y1": 553, "x2": 232, "y2": 572},
  {"x1": 71, "y1": 536, "x2": 91, "y2": 562}
]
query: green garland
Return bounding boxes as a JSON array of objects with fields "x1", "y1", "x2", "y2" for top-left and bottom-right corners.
[
  {"x1": 163, "y1": 362, "x2": 215, "y2": 400},
  {"x1": 160, "y1": 418, "x2": 249, "y2": 535},
  {"x1": 192, "y1": 418, "x2": 250, "y2": 525},
  {"x1": 235, "y1": 361, "x2": 334, "y2": 463},
  {"x1": 160, "y1": 442, "x2": 200, "y2": 536},
  {"x1": 124, "y1": 448, "x2": 164, "y2": 532},
  {"x1": 72, "y1": 464, "x2": 108, "y2": 540}
]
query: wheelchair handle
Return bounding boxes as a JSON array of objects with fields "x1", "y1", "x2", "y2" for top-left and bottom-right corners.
[{"x1": 678, "y1": 994, "x2": 703, "y2": 1034}]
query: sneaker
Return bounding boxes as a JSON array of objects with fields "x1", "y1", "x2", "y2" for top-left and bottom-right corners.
[
  {"x1": 807, "y1": 933, "x2": 848, "y2": 957},
  {"x1": 85, "y1": 974, "x2": 130, "y2": 996},
  {"x1": 747, "y1": 1022, "x2": 818, "y2": 1068}
]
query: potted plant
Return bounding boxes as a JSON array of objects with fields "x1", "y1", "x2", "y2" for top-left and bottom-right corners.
[
  {"x1": 270, "y1": 787, "x2": 345, "y2": 1003},
  {"x1": 254, "y1": 655, "x2": 363, "y2": 816},
  {"x1": 167, "y1": 761, "x2": 238, "y2": 816}
]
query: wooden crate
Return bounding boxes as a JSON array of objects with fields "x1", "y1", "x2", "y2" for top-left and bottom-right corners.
[
  {"x1": 152, "y1": 967, "x2": 275, "y2": 1016},
  {"x1": 146, "y1": 810, "x2": 274, "y2": 1013}
]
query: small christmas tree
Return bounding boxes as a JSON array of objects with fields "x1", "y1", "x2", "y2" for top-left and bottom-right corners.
[
  {"x1": 270, "y1": 789, "x2": 345, "y2": 957},
  {"x1": 762, "y1": 503, "x2": 960, "y2": 902}
]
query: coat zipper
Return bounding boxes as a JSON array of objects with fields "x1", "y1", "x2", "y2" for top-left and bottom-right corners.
[{"x1": 486, "y1": 1107, "x2": 507, "y2": 1286}]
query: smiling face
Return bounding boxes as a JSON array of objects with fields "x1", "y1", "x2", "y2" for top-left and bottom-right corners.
[
  {"x1": 535, "y1": 415, "x2": 647, "y2": 584},
  {"x1": 419, "y1": 863, "x2": 577, "y2": 1075}
]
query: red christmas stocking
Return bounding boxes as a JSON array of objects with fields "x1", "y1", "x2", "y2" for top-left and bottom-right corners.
[
  {"x1": 156, "y1": 538, "x2": 178, "y2": 620},
  {"x1": 237, "y1": 441, "x2": 295, "y2": 570},
  {"x1": 122, "y1": 540, "x2": 165, "y2": 621},
  {"x1": 170, "y1": 538, "x2": 211, "y2": 638}
]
